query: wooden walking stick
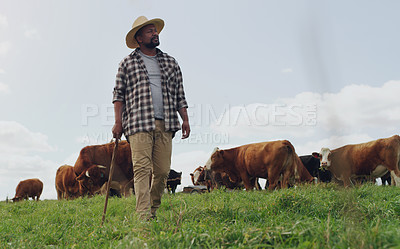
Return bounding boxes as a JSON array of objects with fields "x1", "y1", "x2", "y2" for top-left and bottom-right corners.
[{"x1": 101, "y1": 138, "x2": 119, "y2": 226}]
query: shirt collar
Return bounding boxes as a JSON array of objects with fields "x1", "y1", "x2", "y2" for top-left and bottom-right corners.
[{"x1": 132, "y1": 48, "x2": 163, "y2": 58}]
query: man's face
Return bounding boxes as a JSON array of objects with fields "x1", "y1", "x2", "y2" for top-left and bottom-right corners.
[{"x1": 136, "y1": 24, "x2": 160, "y2": 49}]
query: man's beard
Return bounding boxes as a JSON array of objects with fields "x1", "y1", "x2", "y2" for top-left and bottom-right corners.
[{"x1": 144, "y1": 36, "x2": 160, "y2": 49}]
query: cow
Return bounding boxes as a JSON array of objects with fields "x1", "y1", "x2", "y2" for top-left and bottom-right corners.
[
  {"x1": 55, "y1": 164, "x2": 107, "y2": 200},
  {"x1": 207, "y1": 140, "x2": 302, "y2": 190},
  {"x1": 199, "y1": 166, "x2": 246, "y2": 191},
  {"x1": 166, "y1": 169, "x2": 182, "y2": 194},
  {"x1": 300, "y1": 155, "x2": 332, "y2": 183},
  {"x1": 192, "y1": 166, "x2": 215, "y2": 191},
  {"x1": 12, "y1": 178, "x2": 43, "y2": 202},
  {"x1": 191, "y1": 165, "x2": 245, "y2": 191},
  {"x1": 312, "y1": 135, "x2": 400, "y2": 187},
  {"x1": 74, "y1": 140, "x2": 134, "y2": 197}
]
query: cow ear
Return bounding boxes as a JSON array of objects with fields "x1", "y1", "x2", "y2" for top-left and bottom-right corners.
[{"x1": 312, "y1": 152, "x2": 320, "y2": 158}]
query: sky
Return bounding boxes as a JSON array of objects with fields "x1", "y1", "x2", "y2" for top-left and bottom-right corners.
[{"x1": 1, "y1": 0, "x2": 400, "y2": 200}]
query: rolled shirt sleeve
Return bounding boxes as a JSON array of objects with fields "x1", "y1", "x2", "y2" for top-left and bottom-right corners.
[
  {"x1": 112, "y1": 61, "x2": 127, "y2": 103},
  {"x1": 175, "y1": 63, "x2": 188, "y2": 110}
]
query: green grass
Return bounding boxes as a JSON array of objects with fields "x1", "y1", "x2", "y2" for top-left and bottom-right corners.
[{"x1": 1, "y1": 184, "x2": 400, "y2": 248}]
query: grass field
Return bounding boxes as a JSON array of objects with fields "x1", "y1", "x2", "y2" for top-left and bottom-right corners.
[{"x1": 1, "y1": 183, "x2": 400, "y2": 248}]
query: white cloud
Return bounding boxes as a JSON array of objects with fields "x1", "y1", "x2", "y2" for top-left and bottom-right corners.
[
  {"x1": 0, "y1": 82, "x2": 10, "y2": 94},
  {"x1": 0, "y1": 68, "x2": 5, "y2": 74},
  {"x1": 211, "y1": 81, "x2": 400, "y2": 140},
  {"x1": 24, "y1": 28, "x2": 41, "y2": 40},
  {"x1": 0, "y1": 41, "x2": 11, "y2": 55},
  {"x1": 281, "y1": 68, "x2": 293, "y2": 73},
  {"x1": 0, "y1": 121, "x2": 56, "y2": 154},
  {"x1": 0, "y1": 15, "x2": 8, "y2": 29}
]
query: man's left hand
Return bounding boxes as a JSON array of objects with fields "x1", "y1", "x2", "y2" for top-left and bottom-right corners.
[{"x1": 181, "y1": 120, "x2": 190, "y2": 139}]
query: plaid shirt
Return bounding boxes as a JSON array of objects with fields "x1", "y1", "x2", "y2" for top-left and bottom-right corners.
[{"x1": 112, "y1": 48, "x2": 188, "y2": 137}]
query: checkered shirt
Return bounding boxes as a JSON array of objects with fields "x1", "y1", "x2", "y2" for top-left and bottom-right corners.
[{"x1": 112, "y1": 48, "x2": 188, "y2": 137}]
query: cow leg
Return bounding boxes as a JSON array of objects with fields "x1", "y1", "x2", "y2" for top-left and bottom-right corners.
[
  {"x1": 57, "y1": 189, "x2": 63, "y2": 200},
  {"x1": 252, "y1": 177, "x2": 262, "y2": 190},
  {"x1": 267, "y1": 174, "x2": 279, "y2": 191},
  {"x1": 393, "y1": 166, "x2": 400, "y2": 178},
  {"x1": 172, "y1": 185, "x2": 177, "y2": 194},
  {"x1": 249, "y1": 177, "x2": 258, "y2": 190},
  {"x1": 342, "y1": 175, "x2": 352, "y2": 187},
  {"x1": 241, "y1": 174, "x2": 254, "y2": 191},
  {"x1": 391, "y1": 171, "x2": 400, "y2": 186},
  {"x1": 281, "y1": 171, "x2": 291, "y2": 189}
]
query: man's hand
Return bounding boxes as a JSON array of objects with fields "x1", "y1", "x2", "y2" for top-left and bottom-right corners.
[
  {"x1": 181, "y1": 120, "x2": 190, "y2": 139},
  {"x1": 112, "y1": 122, "x2": 123, "y2": 139},
  {"x1": 178, "y1": 107, "x2": 190, "y2": 139},
  {"x1": 113, "y1": 101, "x2": 124, "y2": 139}
]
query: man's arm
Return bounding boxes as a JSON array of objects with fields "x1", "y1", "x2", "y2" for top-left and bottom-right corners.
[
  {"x1": 112, "y1": 101, "x2": 124, "y2": 139},
  {"x1": 178, "y1": 107, "x2": 190, "y2": 139}
]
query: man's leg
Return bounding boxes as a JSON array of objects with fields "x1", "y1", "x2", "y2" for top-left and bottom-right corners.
[
  {"x1": 150, "y1": 120, "x2": 173, "y2": 216},
  {"x1": 128, "y1": 132, "x2": 153, "y2": 219}
]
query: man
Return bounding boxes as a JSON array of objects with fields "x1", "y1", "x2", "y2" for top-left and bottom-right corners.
[{"x1": 112, "y1": 16, "x2": 190, "y2": 220}]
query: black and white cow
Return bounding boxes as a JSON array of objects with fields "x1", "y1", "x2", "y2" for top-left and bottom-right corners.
[
  {"x1": 166, "y1": 169, "x2": 182, "y2": 194},
  {"x1": 300, "y1": 155, "x2": 332, "y2": 183}
]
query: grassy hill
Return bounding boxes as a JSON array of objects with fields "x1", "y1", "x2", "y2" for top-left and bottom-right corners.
[{"x1": 1, "y1": 184, "x2": 400, "y2": 248}]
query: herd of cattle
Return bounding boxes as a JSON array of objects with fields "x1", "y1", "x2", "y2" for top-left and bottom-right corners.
[{"x1": 10, "y1": 135, "x2": 400, "y2": 201}]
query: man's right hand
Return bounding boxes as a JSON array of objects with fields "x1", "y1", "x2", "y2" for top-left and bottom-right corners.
[{"x1": 112, "y1": 122, "x2": 123, "y2": 139}]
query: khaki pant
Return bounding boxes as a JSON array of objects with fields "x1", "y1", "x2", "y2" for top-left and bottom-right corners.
[{"x1": 127, "y1": 120, "x2": 172, "y2": 219}]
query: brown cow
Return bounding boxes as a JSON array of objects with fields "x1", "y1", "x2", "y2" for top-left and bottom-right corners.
[
  {"x1": 12, "y1": 178, "x2": 43, "y2": 202},
  {"x1": 55, "y1": 164, "x2": 107, "y2": 200},
  {"x1": 74, "y1": 140, "x2": 134, "y2": 196},
  {"x1": 312, "y1": 135, "x2": 400, "y2": 187},
  {"x1": 208, "y1": 140, "x2": 300, "y2": 190}
]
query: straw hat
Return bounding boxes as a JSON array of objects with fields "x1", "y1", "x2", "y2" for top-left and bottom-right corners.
[{"x1": 125, "y1": 16, "x2": 165, "y2": 49}]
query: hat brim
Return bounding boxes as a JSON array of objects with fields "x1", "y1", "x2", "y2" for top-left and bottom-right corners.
[{"x1": 125, "y1": 18, "x2": 164, "y2": 49}]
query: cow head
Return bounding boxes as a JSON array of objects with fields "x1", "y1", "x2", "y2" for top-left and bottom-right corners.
[
  {"x1": 195, "y1": 166, "x2": 213, "y2": 186},
  {"x1": 190, "y1": 166, "x2": 204, "y2": 185},
  {"x1": 76, "y1": 165, "x2": 107, "y2": 194},
  {"x1": 11, "y1": 196, "x2": 23, "y2": 202},
  {"x1": 312, "y1": 148, "x2": 331, "y2": 170}
]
